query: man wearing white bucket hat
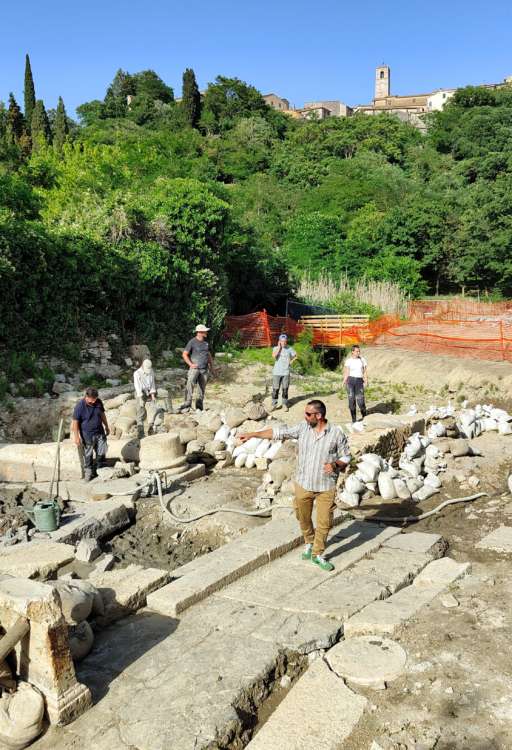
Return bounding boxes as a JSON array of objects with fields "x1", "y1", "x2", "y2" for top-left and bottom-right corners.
[
  {"x1": 178, "y1": 324, "x2": 215, "y2": 412},
  {"x1": 134, "y1": 359, "x2": 157, "y2": 438}
]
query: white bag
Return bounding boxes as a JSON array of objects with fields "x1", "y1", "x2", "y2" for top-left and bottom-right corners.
[
  {"x1": 360, "y1": 453, "x2": 383, "y2": 469},
  {"x1": 339, "y1": 490, "x2": 360, "y2": 508},
  {"x1": 424, "y1": 473, "x2": 442, "y2": 489},
  {"x1": 234, "y1": 452, "x2": 247, "y2": 468},
  {"x1": 378, "y1": 471, "x2": 397, "y2": 501},
  {"x1": 356, "y1": 461, "x2": 380, "y2": 483},
  {"x1": 243, "y1": 437, "x2": 263, "y2": 453},
  {"x1": 394, "y1": 477, "x2": 411, "y2": 500},
  {"x1": 245, "y1": 453, "x2": 256, "y2": 469},
  {"x1": 214, "y1": 424, "x2": 231, "y2": 443},
  {"x1": 264, "y1": 441, "x2": 282, "y2": 460},
  {"x1": 345, "y1": 474, "x2": 366, "y2": 494},
  {"x1": 499, "y1": 421, "x2": 512, "y2": 435},
  {"x1": 406, "y1": 477, "x2": 423, "y2": 493},
  {"x1": 412, "y1": 484, "x2": 440, "y2": 502},
  {"x1": 255, "y1": 439, "x2": 271, "y2": 457}
]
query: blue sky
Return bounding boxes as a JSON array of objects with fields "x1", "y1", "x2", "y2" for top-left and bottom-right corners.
[{"x1": 1, "y1": 0, "x2": 512, "y2": 118}]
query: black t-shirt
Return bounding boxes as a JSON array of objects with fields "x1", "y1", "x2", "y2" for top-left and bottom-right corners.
[
  {"x1": 72, "y1": 398, "x2": 105, "y2": 441},
  {"x1": 184, "y1": 338, "x2": 209, "y2": 370}
]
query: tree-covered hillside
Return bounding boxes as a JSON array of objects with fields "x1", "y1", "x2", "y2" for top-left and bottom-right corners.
[{"x1": 1, "y1": 60, "x2": 512, "y2": 355}]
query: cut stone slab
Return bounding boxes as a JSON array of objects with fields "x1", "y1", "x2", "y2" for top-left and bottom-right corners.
[
  {"x1": 383, "y1": 531, "x2": 447, "y2": 557},
  {"x1": 245, "y1": 658, "x2": 367, "y2": 750},
  {"x1": 217, "y1": 521, "x2": 400, "y2": 611},
  {"x1": 48, "y1": 498, "x2": 132, "y2": 545},
  {"x1": 344, "y1": 557, "x2": 471, "y2": 638},
  {"x1": 476, "y1": 526, "x2": 512, "y2": 553},
  {"x1": 0, "y1": 541, "x2": 75, "y2": 579},
  {"x1": 344, "y1": 585, "x2": 443, "y2": 638},
  {"x1": 148, "y1": 515, "x2": 312, "y2": 616},
  {"x1": 147, "y1": 545, "x2": 269, "y2": 616},
  {"x1": 326, "y1": 636, "x2": 407, "y2": 689},
  {"x1": 0, "y1": 441, "x2": 83, "y2": 482},
  {"x1": 89, "y1": 564, "x2": 170, "y2": 625},
  {"x1": 87, "y1": 476, "x2": 146, "y2": 502},
  {"x1": 412, "y1": 557, "x2": 471, "y2": 587}
]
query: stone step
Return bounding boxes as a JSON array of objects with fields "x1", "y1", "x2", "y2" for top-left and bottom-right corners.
[
  {"x1": 147, "y1": 515, "x2": 309, "y2": 616},
  {"x1": 0, "y1": 541, "x2": 75, "y2": 579},
  {"x1": 344, "y1": 557, "x2": 471, "y2": 638},
  {"x1": 89, "y1": 564, "x2": 170, "y2": 625},
  {"x1": 48, "y1": 497, "x2": 132, "y2": 545},
  {"x1": 245, "y1": 658, "x2": 367, "y2": 750}
]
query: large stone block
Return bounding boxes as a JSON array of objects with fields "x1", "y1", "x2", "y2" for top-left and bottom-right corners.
[
  {"x1": 89, "y1": 564, "x2": 170, "y2": 625},
  {"x1": 245, "y1": 658, "x2": 367, "y2": 749},
  {"x1": 0, "y1": 542, "x2": 75, "y2": 579},
  {"x1": 0, "y1": 577, "x2": 91, "y2": 725},
  {"x1": 0, "y1": 441, "x2": 83, "y2": 482}
]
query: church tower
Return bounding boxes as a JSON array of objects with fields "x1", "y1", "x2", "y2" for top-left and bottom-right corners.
[{"x1": 375, "y1": 65, "x2": 390, "y2": 100}]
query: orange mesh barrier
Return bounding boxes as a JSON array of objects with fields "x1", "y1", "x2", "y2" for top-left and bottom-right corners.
[
  {"x1": 375, "y1": 319, "x2": 512, "y2": 362},
  {"x1": 224, "y1": 311, "x2": 303, "y2": 347},
  {"x1": 224, "y1": 311, "x2": 397, "y2": 348},
  {"x1": 409, "y1": 298, "x2": 512, "y2": 321}
]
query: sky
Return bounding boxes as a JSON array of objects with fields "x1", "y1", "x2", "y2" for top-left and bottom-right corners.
[{"x1": 1, "y1": 0, "x2": 512, "y2": 118}]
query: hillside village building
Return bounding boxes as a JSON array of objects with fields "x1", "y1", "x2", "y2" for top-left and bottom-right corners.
[{"x1": 266, "y1": 66, "x2": 512, "y2": 130}]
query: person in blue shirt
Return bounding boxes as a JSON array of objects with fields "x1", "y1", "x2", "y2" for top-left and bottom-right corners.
[
  {"x1": 71, "y1": 387, "x2": 110, "y2": 481},
  {"x1": 271, "y1": 333, "x2": 297, "y2": 412}
]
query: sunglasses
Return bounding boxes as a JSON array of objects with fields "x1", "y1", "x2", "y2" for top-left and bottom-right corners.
[{"x1": 304, "y1": 411, "x2": 319, "y2": 417}]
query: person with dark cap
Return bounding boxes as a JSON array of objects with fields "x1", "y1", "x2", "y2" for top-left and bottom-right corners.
[{"x1": 271, "y1": 333, "x2": 296, "y2": 412}]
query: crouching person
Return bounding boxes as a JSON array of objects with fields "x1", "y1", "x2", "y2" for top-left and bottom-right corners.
[
  {"x1": 72, "y1": 387, "x2": 110, "y2": 481},
  {"x1": 239, "y1": 399, "x2": 350, "y2": 571},
  {"x1": 134, "y1": 359, "x2": 157, "y2": 438}
]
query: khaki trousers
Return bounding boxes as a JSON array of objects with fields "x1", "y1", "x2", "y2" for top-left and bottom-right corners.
[{"x1": 293, "y1": 482, "x2": 336, "y2": 556}]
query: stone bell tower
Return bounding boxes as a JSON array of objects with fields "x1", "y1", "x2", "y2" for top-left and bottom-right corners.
[{"x1": 375, "y1": 64, "x2": 390, "y2": 100}]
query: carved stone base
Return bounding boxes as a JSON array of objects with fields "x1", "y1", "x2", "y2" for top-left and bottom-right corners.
[{"x1": 45, "y1": 681, "x2": 92, "y2": 725}]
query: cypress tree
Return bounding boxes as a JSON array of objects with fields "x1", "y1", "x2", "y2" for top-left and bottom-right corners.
[
  {"x1": 182, "y1": 68, "x2": 201, "y2": 128},
  {"x1": 24, "y1": 54, "x2": 36, "y2": 130},
  {"x1": 31, "y1": 99, "x2": 51, "y2": 149},
  {"x1": 53, "y1": 96, "x2": 69, "y2": 153},
  {"x1": 6, "y1": 93, "x2": 25, "y2": 143}
]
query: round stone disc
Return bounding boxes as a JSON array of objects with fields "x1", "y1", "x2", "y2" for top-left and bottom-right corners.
[{"x1": 326, "y1": 636, "x2": 407, "y2": 688}]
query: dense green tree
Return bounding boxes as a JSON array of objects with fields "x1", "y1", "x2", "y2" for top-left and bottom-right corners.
[
  {"x1": 104, "y1": 69, "x2": 135, "y2": 118},
  {"x1": 31, "y1": 100, "x2": 51, "y2": 149},
  {"x1": 131, "y1": 70, "x2": 173, "y2": 102},
  {"x1": 53, "y1": 97, "x2": 69, "y2": 153},
  {"x1": 200, "y1": 76, "x2": 269, "y2": 133},
  {"x1": 24, "y1": 54, "x2": 36, "y2": 130},
  {"x1": 6, "y1": 94, "x2": 25, "y2": 144},
  {"x1": 182, "y1": 68, "x2": 201, "y2": 128}
]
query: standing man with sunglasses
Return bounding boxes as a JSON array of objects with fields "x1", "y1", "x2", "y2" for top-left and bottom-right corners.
[{"x1": 239, "y1": 399, "x2": 350, "y2": 571}]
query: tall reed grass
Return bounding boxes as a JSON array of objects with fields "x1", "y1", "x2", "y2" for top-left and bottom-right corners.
[{"x1": 298, "y1": 273, "x2": 409, "y2": 318}]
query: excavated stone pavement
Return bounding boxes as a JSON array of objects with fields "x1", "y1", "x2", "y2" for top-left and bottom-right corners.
[{"x1": 30, "y1": 519, "x2": 468, "y2": 750}]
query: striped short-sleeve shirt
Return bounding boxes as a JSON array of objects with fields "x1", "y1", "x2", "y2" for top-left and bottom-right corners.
[{"x1": 272, "y1": 421, "x2": 351, "y2": 492}]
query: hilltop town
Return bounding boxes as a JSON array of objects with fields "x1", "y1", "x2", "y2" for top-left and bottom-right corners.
[{"x1": 264, "y1": 64, "x2": 512, "y2": 129}]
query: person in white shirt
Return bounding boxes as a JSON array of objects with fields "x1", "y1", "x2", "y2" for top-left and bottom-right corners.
[
  {"x1": 134, "y1": 359, "x2": 157, "y2": 437},
  {"x1": 342, "y1": 345, "x2": 368, "y2": 423}
]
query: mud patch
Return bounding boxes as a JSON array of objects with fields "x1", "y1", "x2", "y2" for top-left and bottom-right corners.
[{"x1": 106, "y1": 497, "x2": 224, "y2": 571}]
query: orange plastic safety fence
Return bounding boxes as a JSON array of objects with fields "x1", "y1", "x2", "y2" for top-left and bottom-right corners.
[
  {"x1": 375, "y1": 319, "x2": 512, "y2": 362},
  {"x1": 224, "y1": 311, "x2": 398, "y2": 348},
  {"x1": 224, "y1": 312, "x2": 303, "y2": 347},
  {"x1": 408, "y1": 298, "x2": 512, "y2": 321},
  {"x1": 224, "y1": 311, "x2": 512, "y2": 362}
]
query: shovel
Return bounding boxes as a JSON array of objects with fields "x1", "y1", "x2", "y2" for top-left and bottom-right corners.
[{"x1": 49, "y1": 417, "x2": 64, "y2": 502}]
